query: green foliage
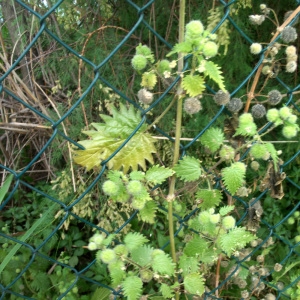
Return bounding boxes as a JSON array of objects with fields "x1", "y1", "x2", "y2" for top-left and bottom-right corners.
[
  {"x1": 182, "y1": 75, "x2": 206, "y2": 97},
  {"x1": 173, "y1": 156, "x2": 202, "y2": 182},
  {"x1": 204, "y1": 61, "x2": 225, "y2": 91},
  {"x1": 196, "y1": 189, "x2": 222, "y2": 209},
  {"x1": 124, "y1": 233, "x2": 149, "y2": 251},
  {"x1": 183, "y1": 273, "x2": 205, "y2": 296},
  {"x1": 151, "y1": 250, "x2": 175, "y2": 276},
  {"x1": 160, "y1": 283, "x2": 174, "y2": 298},
  {"x1": 121, "y1": 276, "x2": 143, "y2": 300},
  {"x1": 221, "y1": 162, "x2": 246, "y2": 195},
  {"x1": 200, "y1": 127, "x2": 225, "y2": 152},
  {"x1": 218, "y1": 227, "x2": 256, "y2": 256},
  {"x1": 145, "y1": 165, "x2": 174, "y2": 185},
  {"x1": 74, "y1": 103, "x2": 156, "y2": 172}
]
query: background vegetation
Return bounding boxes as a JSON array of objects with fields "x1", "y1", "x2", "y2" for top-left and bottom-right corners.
[{"x1": 0, "y1": 0, "x2": 300, "y2": 299}]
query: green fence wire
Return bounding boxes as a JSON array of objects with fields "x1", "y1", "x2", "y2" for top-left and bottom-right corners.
[{"x1": 0, "y1": 0, "x2": 300, "y2": 299}]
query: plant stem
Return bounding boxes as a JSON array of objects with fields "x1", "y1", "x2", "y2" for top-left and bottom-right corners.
[{"x1": 166, "y1": 1, "x2": 185, "y2": 300}]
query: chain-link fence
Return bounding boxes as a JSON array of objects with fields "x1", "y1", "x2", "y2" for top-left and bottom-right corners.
[{"x1": 1, "y1": 0, "x2": 300, "y2": 299}]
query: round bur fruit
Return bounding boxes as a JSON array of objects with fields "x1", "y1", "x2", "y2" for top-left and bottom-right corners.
[
  {"x1": 102, "y1": 180, "x2": 119, "y2": 196},
  {"x1": 281, "y1": 26, "x2": 298, "y2": 43},
  {"x1": 185, "y1": 20, "x2": 204, "y2": 38},
  {"x1": 137, "y1": 88, "x2": 153, "y2": 104},
  {"x1": 203, "y1": 41, "x2": 218, "y2": 57},
  {"x1": 131, "y1": 54, "x2": 147, "y2": 71},
  {"x1": 114, "y1": 244, "x2": 129, "y2": 257},
  {"x1": 250, "y1": 144, "x2": 270, "y2": 160},
  {"x1": 266, "y1": 108, "x2": 280, "y2": 122},
  {"x1": 184, "y1": 97, "x2": 202, "y2": 114},
  {"x1": 251, "y1": 104, "x2": 266, "y2": 119},
  {"x1": 100, "y1": 249, "x2": 116, "y2": 264},
  {"x1": 250, "y1": 43, "x2": 262, "y2": 55},
  {"x1": 268, "y1": 90, "x2": 282, "y2": 105},
  {"x1": 214, "y1": 90, "x2": 230, "y2": 105},
  {"x1": 157, "y1": 60, "x2": 171, "y2": 75},
  {"x1": 127, "y1": 180, "x2": 143, "y2": 196},
  {"x1": 222, "y1": 216, "x2": 236, "y2": 230},
  {"x1": 140, "y1": 269, "x2": 153, "y2": 283},
  {"x1": 219, "y1": 145, "x2": 235, "y2": 160},
  {"x1": 226, "y1": 98, "x2": 243, "y2": 113},
  {"x1": 279, "y1": 107, "x2": 291, "y2": 120},
  {"x1": 282, "y1": 125, "x2": 298, "y2": 139}
]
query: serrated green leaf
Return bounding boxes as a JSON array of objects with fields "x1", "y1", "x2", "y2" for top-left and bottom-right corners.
[
  {"x1": 173, "y1": 156, "x2": 202, "y2": 182},
  {"x1": 200, "y1": 127, "x2": 224, "y2": 152},
  {"x1": 152, "y1": 251, "x2": 175, "y2": 276},
  {"x1": 183, "y1": 273, "x2": 205, "y2": 296},
  {"x1": 121, "y1": 276, "x2": 143, "y2": 300},
  {"x1": 145, "y1": 165, "x2": 174, "y2": 185},
  {"x1": 160, "y1": 283, "x2": 174, "y2": 299},
  {"x1": 139, "y1": 201, "x2": 157, "y2": 224},
  {"x1": 184, "y1": 235, "x2": 207, "y2": 257},
  {"x1": 221, "y1": 162, "x2": 246, "y2": 195},
  {"x1": 108, "y1": 260, "x2": 126, "y2": 287},
  {"x1": 166, "y1": 41, "x2": 193, "y2": 57},
  {"x1": 182, "y1": 75, "x2": 205, "y2": 97},
  {"x1": 204, "y1": 61, "x2": 225, "y2": 91},
  {"x1": 124, "y1": 233, "x2": 149, "y2": 252},
  {"x1": 196, "y1": 189, "x2": 222, "y2": 209},
  {"x1": 91, "y1": 287, "x2": 111, "y2": 300},
  {"x1": 178, "y1": 254, "x2": 199, "y2": 276},
  {"x1": 74, "y1": 104, "x2": 156, "y2": 172},
  {"x1": 130, "y1": 171, "x2": 146, "y2": 181},
  {"x1": 219, "y1": 205, "x2": 235, "y2": 216},
  {"x1": 219, "y1": 227, "x2": 256, "y2": 256},
  {"x1": 131, "y1": 245, "x2": 153, "y2": 267}
]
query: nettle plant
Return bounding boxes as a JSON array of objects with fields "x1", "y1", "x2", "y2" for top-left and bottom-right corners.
[{"x1": 73, "y1": 4, "x2": 299, "y2": 300}]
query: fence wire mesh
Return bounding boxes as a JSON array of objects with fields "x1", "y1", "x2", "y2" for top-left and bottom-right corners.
[{"x1": 0, "y1": 0, "x2": 300, "y2": 299}]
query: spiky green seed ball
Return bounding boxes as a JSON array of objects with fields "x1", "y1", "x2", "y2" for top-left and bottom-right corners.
[
  {"x1": 268, "y1": 90, "x2": 282, "y2": 105},
  {"x1": 131, "y1": 54, "x2": 148, "y2": 71},
  {"x1": 266, "y1": 108, "x2": 280, "y2": 122},
  {"x1": 203, "y1": 41, "x2": 218, "y2": 57},
  {"x1": 219, "y1": 145, "x2": 235, "y2": 161},
  {"x1": 294, "y1": 235, "x2": 300, "y2": 243},
  {"x1": 92, "y1": 233, "x2": 105, "y2": 246},
  {"x1": 131, "y1": 198, "x2": 146, "y2": 210},
  {"x1": 140, "y1": 269, "x2": 153, "y2": 283},
  {"x1": 214, "y1": 90, "x2": 230, "y2": 105},
  {"x1": 157, "y1": 60, "x2": 171, "y2": 75},
  {"x1": 250, "y1": 144, "x2": 270, "y2": 160},
  {"x1": 209, "y1": 214, "x2": 220, "y2": 224},
  {"x1": 99, "y1": 249, "x2": 116, "y2": 264},
  {"x1": 226, "y1": 98, "x2": 243, "y2": 113},
  {"x1": 286, "y1": 114, "x2": 298, "y2": 124},
  {"x1": 185, "y1": 20, "x2": 204, "y2": 39},
  {"x1": 102, "y1": 180, "x2": 120, "y2": 196},
  {"x1": 136, "y1": 44, "x2": 152, "y2": 57},
  {"x1": 251, "y1": 104, "x2": 266, "y2": 119},
  {"x1": 198, "y1": 211, "x2": 211, "y2": 225},
  {"x1": 279, "y1": 107, "x2": 291, "y2": 120},
  {"x1": 250, "y1": 43, "x2": 262, "y2": 55},
  {"x1": 88, "y1": 242, "x2": 98, "y2": 251},
  {"x1": 114, "y1": 244, "x2": 129, "y2": 257},
  {"x1": 222, "y1": 216, "x2": 236, "y2": 230},
  {"x1": 127, "y1": 180, "x2": 143, "y2": 196},
  {"x1": 239, "y1": 113, "x2": 254, "y2": 124},
  {"x1": 282, "y1": 125, "x2": 298, "y2": 138},
  {"x1": 250, "y1": 161, "x2": 260, "y2": 171},
  {"x1": 184, "y1": 97, "x2": 202, "y2": 114}
]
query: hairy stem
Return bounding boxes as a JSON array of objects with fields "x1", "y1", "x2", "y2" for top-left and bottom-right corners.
[{"x1": 167, "y1": 1, "x2": 185, "y2": 299}]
